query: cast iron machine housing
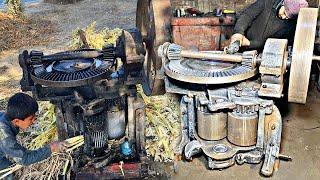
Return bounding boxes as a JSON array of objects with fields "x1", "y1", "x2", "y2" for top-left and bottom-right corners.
[
  {"x1": 152, "y1": 6, "x2": 320, "y2": 177},
  {"x1": 18, "y1": 29, "x2": 154, "y2": 179}
]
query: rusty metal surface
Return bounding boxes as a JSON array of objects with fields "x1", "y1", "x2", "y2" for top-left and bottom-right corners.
[
  {"x1": 171, "y1": 16, "x2": 235, "y2": 26},
  {"x1": 76, "y1": 162, "x2": 148, "y2": 180},
  {"x1": 137, "y1": 0, "x2": 172, "y2": 95},
  {"x1": 172, "y1": 16, "x2": 235, "y2": 51}
]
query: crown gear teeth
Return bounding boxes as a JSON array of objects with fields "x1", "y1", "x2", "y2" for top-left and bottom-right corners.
[
  {"x1": 158, "y1": 43, "x2": 182, "y2": 61},
  {"x1": 30, "y1": 50, "x2": 44, "y2": 63},
  {"x1": 164, "y1": 57, "x2": 257, "y2": 84},
  {"x1": 241, "y1": 50, "x2": 257, "y2": 69},
  {"x1": 29, "y1": 49, "x2": 113, "y2": 87},
  {"x1": 102, "y1": 44, "x2": 116, "y2": 62}
]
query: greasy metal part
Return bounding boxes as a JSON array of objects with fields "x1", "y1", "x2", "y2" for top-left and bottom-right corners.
[
  {"x1": 121, "y1": 29, "x2": 146, "y2": 82},
  {"x1": 30, "y1": 55, "x2": 114, "y2": 88},
  {"x1": 159, "y1": 42, "x2": 258, "y2": 69},
  {"x1": 261, "y1": 105, "x2": 282, "y2": 176},
  {"x1": 138, "y1": 0, "x2": 172, "y2": 95},
  {"x1": 158, "y1": 42, "x2": 243, "y2": 62},
  {"x1": 256, "y1": 109, "x2": 266, "y2": 150},
  {"x1": 227, "y1": 112, "x2": 258, "y2": 147},
  {"x1": 28, "y1": 49, "x2": 103, "y2": 64},
  {"x1": 55, "y1": 102, "x2": 69, "y2": 141},
  {"x1": 184, "y1": 140, "x2": 202, "y2": 159},
  {"x1": 173, "y1": 97, "x2": 191, "y2": 155},
  {"x1": 235, "y1": 150, "x2": 262, "y2": 165},
  {"x1": 288, "y1": 8, "x2": 318, "y2": 104},
  {"x1": 198, "y1": 138, "x2": 255, "y2": 160},
  {"x1": 208, "y1": 157, "x2": 235, "y2": 169},
  {"x1": 259, "y1": 39, "x2": 288, "y2": 98},
  {"x1": 186, "y1": 96, "x2": 196, "y2": 139},
  {"x1": 197, "y1": 110, "x2": 227, "y2": 140}
]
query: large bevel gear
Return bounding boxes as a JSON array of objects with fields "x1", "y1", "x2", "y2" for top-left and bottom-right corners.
[
  {"x1": 164, "y1": 56, "x2": 258, "y2": 85},
  {"x1": 30, "y1": 50, "x2": 114, "y2": 88}
]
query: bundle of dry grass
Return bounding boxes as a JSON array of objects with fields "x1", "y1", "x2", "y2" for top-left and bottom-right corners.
[
  {"x1": 69, "y1": 21, "x2": 122, "y2": 49},
  {"x1": 0, "y1": 12, "x2": 55, "y2": 52},
  {"x1": 138, "y1": 86, "x2": 181, "y2": 162},
  {"x1": 2, "y1": 135, "x2": 84, "y2": 179}
]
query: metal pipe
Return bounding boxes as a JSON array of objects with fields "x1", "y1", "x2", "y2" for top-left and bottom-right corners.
[{"x1": 180, "y1": 50, "x2": 243, "y2": 63}]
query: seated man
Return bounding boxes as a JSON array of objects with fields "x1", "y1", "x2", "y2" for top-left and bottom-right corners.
[
  {"x1": 0, "y1": 93, "x2": 67, "y2": 179},
  {"x1": 230, "y1": 0, "x2": 308, "y2": 52}
]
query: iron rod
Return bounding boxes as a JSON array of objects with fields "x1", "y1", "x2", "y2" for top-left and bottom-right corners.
[{"x1": 180, "y1": 50, "x2": 243, "y2": 63}]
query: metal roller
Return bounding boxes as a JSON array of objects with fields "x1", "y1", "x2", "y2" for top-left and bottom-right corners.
[
  {"x1": 197, "y1": 110, "x2": 227, "y2": 141},
  {"x1": 227, "y1": 112, "x2": 258, "y2": 147}
]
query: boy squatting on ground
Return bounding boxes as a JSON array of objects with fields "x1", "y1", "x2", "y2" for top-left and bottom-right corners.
[{"x1": 0, "y1": 93, "x2": 69, "y2": 179}]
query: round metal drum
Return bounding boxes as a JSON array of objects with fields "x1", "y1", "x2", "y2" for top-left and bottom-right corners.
[
  {"x1": 197, "y1": 110, "x2": 227, "y2": 140},
  {"x1": 107, "y1": 110, "x2": 126, "y2": 139},
  {"x1": 227, "y1": 112, "x2": 258, "y2": 146}
]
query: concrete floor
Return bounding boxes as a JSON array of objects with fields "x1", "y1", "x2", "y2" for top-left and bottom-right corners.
[{"x1": 172, "y1": 84, "x2": 320, "y2": 180}]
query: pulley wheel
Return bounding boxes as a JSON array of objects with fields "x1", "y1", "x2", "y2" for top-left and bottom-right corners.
[
  {"x1": 136, "y1": 0, "x2": 172, "y2": 95},
  {"x1": 288, "y1": 8, "x2": 318, "y2": 104}
]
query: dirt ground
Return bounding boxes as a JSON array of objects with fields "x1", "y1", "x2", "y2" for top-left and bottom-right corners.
[{"x1": 0, "y1": 0, "x2": 320, "y2": 179}]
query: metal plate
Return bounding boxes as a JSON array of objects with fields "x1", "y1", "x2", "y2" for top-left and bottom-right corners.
[
  {"x1": 137, "y1": 0, "x2": 172, "y2": 95},
  {"x1": 164, "y1": 59, "x2": 257, "y2": 84},
  {"x1": 288, "y1": 8, "x2": 318, "y2": 104}
]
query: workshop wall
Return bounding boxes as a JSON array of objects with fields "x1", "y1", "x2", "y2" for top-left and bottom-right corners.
[
  {"x1": 171, "y1": 0, "x2": 255, "y2": 12},
  {"x1": 171, "y1": 0, "x2": 319, "y2": 12}
]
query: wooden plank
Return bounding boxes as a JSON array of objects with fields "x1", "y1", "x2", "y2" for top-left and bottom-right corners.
[{"x1": 288, "y1": 8, "x2": 318, "y2": 104}]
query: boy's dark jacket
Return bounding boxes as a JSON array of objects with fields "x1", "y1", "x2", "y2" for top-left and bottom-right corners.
[
  {"x1": 0, "y1": 112, "x2": 51, "y2": 170},
  {"x1": 234, "y1": 0, "x2": 296, "y2": 50}
]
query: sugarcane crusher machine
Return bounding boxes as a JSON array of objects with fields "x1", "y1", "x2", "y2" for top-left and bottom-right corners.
[
  {"x1": 136, "y1": 0, "x2": 320, "y2": 176},
  {"x1": 18, "y1": 29, "x2": 163, "y2": 179}
]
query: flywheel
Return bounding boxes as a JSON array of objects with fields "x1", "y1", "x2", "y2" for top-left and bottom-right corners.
[
  {"x1": 136, "y1": 0, "x2": 172, "y2": 95},
  {"x1": 288, "y1": 8, "x2": 318, "y2": 104}
]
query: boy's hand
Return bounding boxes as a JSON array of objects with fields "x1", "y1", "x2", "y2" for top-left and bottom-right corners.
[{"x1": 50, "y1": 141, "x2": 70, "y2": 153}]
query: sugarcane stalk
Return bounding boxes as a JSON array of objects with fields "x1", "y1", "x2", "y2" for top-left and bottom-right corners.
[
  {"x1": 66, "y1": 141, "x2": 84, "y2": 153},
  {"x1": 62, "y1": 160, "x2": 69, "y2": 176},
  {"x1": 0, "y1": 164, "x2": 23, "y2": 179}
]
